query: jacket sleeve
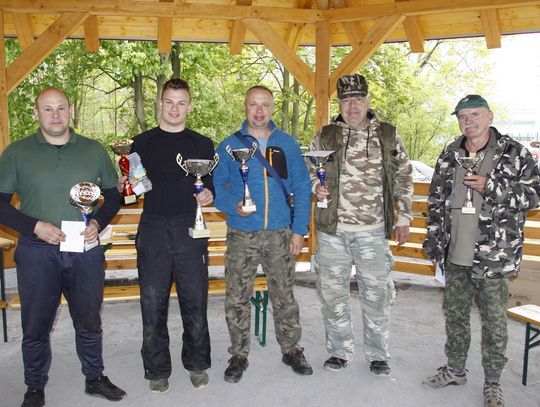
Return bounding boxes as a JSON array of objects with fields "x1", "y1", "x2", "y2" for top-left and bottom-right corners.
[
  {"x1": 393, "y1": 134, "x2": 414, "y2": 227},
  {"x1": 0, "y1": 192, "x2": 38, "y2": 236},
  {"x1": 484, "y1": 143, "x2": 540, "y2": 212}
]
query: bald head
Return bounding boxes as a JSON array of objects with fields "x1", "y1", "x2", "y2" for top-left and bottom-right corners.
[{"x1": 34, "y1": 87, "x2": 72, "y2": 144}]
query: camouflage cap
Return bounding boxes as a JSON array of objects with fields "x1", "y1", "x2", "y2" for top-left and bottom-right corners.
[
  {"x1": 337, "y1": 74, "x2": 368, "y2": 99},
  {"x1": 452, "y1": 94, "x2": 490, "y2": 115}
]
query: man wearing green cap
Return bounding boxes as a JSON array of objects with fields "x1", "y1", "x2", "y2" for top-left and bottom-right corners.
[
  {"x1": 423, "y1": 94, "x2": 540, "y2": 407},
  {"x1": 308, "y1": 74, "x2": 413, "y2": 376}
]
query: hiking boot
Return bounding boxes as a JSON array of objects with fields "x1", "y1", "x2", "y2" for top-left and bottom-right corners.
[
  {"x1": 324, "y1": 356, "x2": 348, "y2": 372},
  {"x1": 422, "y1": 366, "x2": 467, "y2": 388},
  {"x1": 370, "y1": 360, "x2": 390, "y2": 376},
  {"x1": 484, "y1": 382, "x2": 504, "y2": 407},
  {"x1": 282, "y1": 346, "x2": 313, "y2": 375},
  {"x1": 149, "y1": 378, "x2": 170, "y2": 393},
  {"x1": 85, "y1": 375, "x2": 126, "y2": 401},
  {"x1": 189, "y1": 370, "x2": 209, "y2": 389},
  {"x1": 21, "y1": 389, "x2": 45, "y2": 407},
  {"x1": 224, "y1": 355, "x2": 249, "y2": 383}
]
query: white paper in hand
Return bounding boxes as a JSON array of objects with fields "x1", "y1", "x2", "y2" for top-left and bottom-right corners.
[{"x1": 60, "y1": 221, "x2": 86, "y2": 253}]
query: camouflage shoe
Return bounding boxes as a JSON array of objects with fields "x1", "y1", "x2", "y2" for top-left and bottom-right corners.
[
  {"x1": 422, "y1": 366, "x2": 467, "y2": 388},
  {"x1": 484, "y1": 382, "x2": 504, "y2": 407}
]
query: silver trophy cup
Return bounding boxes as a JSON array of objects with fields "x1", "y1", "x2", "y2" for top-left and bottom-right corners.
[
  {"x1": 69, "y1": 182, "x2": 101, "y2": 250},
  {"x1": 304, "y1": 150, "x2": 334, "y2": 208},
  {"x1": 226, "y1": 143, "x2": 258, "y2": 213},
  {"x1": 177, "y1": 153, "x2": 219, "y2": 238},
  {"x1": 454, "y1": 151, "x2": 485, "y2": 214}
]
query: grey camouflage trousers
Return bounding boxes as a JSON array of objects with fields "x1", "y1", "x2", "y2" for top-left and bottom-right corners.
[
  {"x1": 224, "y1": 227, "x2": 302, "y2": 357},
  {"x1": 315, "y1": 227, "x2": 395, "y2": 362},
  {"x1": 443, "y1": 262, "x2": 509, "y2": 379}
]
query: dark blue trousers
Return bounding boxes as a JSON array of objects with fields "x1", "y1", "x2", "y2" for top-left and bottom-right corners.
[
  {"x1": 136, "y1": 213, "x2": 211, "y2": 380},
  {"x1": 15, "y1": 236, "x2": 106, "y2": 390}
]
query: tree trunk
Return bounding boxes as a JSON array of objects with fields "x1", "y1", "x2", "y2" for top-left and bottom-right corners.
[
  {"x1": 155, "y1": 53, "x2": 170, "y2": 122},
  {"x1": 171, "y1": 42, "x2": 181, "y2": 78},
  {"x1": 303, "y1": 97, "x2": 314, "y2": 132},
  {"x1": 133, "y1": 74, "x2": 147, "y2": 132},
  {"x1": 281, "y1": 68, "x2": 290, "y2": 132},
  {"x1": 291, "y1": 79, "x2": 300, "y2": 138}
]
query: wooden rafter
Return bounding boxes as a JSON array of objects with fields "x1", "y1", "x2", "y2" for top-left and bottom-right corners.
[
  {"x1": 82, "y1": 15, "x2": 99, "y2": 52},
  {"x1": 243, "y1": 19, "x2": 315, "y2": 96},
  {"x1": 12, "y1": 12, "x2": 33, "y2": 50},
  {"x1": 402, "y1": 15, "x2": 425, "y2": 53},
  {"x1": 284, "y1": 0, "x2": 313, "y2": 50},
  {"x1": 229, "y1": 0, "x2": 253, "y2": 55},
  {"x1": 4, "y1": 0, "x2": 540, "y2": 24},
  {"x1": 0, "y1": 10, "x2": 9, "y2": 152},
  {"x1": 157, "y1": 0, "x2": 173, "y2": 54},
  {"x1": 480, "y1": 8, "x2": 501, "y2": 49},
  {"x1": 6, "y1": 12, "x2": 88, "y2": 94},
  {"x1": 330, "y1": 15, "x2": 405, "y2": 96},
  {"x1": 330, "y1": 0, "x2": 365, "y2": 46}
]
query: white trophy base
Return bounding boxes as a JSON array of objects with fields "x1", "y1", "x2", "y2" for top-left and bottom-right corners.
[
  {"x1": 84, "y1": 240, "x2": 99, "y2": 251},
  {"x1": 189, "y1": 227, "x2": 211, "y2": 239},
  {"x1": 123, "y1": 194, "x2": 137, "y2": 205},
  {"x1": 461, "y1": 206, "x2": 476, "y2": 214},
  {"x1": 242, "y1": 204, "x2": 257, "y2": 213},
  {"x1": 317, "y1": 200, "x2": 328, "y2": 208}
]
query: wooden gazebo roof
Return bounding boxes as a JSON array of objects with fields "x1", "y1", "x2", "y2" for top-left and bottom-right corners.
[{"x1": 1, "y1": 0, "x2": 540, "y2": 151}]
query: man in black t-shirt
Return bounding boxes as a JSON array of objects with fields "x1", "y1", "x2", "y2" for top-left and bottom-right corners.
[{"x1": 130, "y1": 78, "x2": 215, "y2": 393}]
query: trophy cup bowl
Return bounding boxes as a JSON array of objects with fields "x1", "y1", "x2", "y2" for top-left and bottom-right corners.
[
  {"x1": 454, "y1": 151, "x2": 484, "y2": 214},
  {"x1": 304, "y1": 150, "x2": 334, "y2": 208},
  {"x1": 111, "y1": 139, "x2": 137, "y2": 205},
  {"x1": 177, "y1": 153, "x2": 219, "y2": 239},
  {"x1": 226, "y1": 143, "x2": 258, "y2": 213},
  {"x1": 69, "y1": 182, "x2": 101, "y2": 250}
]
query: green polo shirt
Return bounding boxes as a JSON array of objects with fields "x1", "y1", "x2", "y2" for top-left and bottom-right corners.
[{"x1": 0, "y1": 129, "x2": 118, "y2": 228}]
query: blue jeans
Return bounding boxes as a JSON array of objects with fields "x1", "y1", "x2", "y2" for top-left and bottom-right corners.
[
  {"x1": 136, "y1": 213, "x2": 211, "y2": 380},
  {"x1": 315, "y1": 227, "x2": 394, "y2": 362},
  {"x1": 15, "y1": 236, "x2": 106, "y2": 390}
]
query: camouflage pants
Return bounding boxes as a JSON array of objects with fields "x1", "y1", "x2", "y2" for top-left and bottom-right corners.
[
  {"x1": 224, "y1": 227, "x2": 301, "y2": 357},
  {"x1": 443, "y1": 262, "x2": 509, "y2": 379},
  {"x1": 315, "y1": 227, "x2": 394, "y2": 362}
]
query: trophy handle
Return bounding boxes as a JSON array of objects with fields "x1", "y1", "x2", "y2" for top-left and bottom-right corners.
[
  {"x1": 250, "y1": 142, "x2": 259, "y2": 157},
  {"x1": 226, "y1": 145, "x2": 235, "y2": 159},
  {"x1": 210, "y1": 153, "x2": 220, "y2": 173},
  {"x1": 176, "y1": 153, "x2": 189, "y2": 176}
]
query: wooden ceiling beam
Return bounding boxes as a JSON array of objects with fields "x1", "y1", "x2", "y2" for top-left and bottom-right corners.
[
  {"x1": 243, "y1": 18, "x2": 315, "y2": 96},
  {"x1": 2, "y1": 0, "x2": 539, "y2": 24},
  {"x1": 330, "y1": 14, "x2": 405, "y2": 97},
  {"x1": 284, "y1": 0, "x2": 313, "y2": 50},
  {"x1": 330, "y1": 0, "x2": 365, "y2": 47},
  {"x1": 402, "y1": 15, "x2": 425, "y2": 53},
  {"x1": 157, "y1": 0, "x2": 173, "y2": 54},
  {"x1": 12, "y1": 13, "x2": 34, "y2": 50},
  {"x1": 480, "y1": 8, "x2": 502, "y2": 49},
  {"x1": 6, "y1": 12, "x2": 88, "y2": 94},
  {"x1": 83, "y1": 15, "x2": 99, "y2": 52},
  {"x1": 229, "y1": 0, "x2": 253, "y2": 55}
]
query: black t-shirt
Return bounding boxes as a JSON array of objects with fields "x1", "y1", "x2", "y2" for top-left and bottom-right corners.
[{"x1": 132, "y1": 127, "x2": 215, "y2": 217}]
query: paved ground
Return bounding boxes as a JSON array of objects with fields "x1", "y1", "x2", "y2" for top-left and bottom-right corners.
[{"x1": 1, "y1": 272, "x2": 539, "y2": 407}]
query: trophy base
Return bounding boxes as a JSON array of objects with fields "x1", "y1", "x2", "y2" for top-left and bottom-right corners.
[
  {"x1": 84, "y1": 240, "x2": 99, "y2": 251},
  {"x1": 123, "y1": 194, "x2": 137, "y2": 205},
  {"x1": 189, "y1": 227, "x2": 211, "y2": 239},
  {"x1": 461, "y1": 206, "x2": 476, "y2": 214},
  {"x1": 317, "y1": 200, "x2": 328, "y2": 208},
  {"x1": 242, "y1": 204, "x2": 257, "y2": 213}
]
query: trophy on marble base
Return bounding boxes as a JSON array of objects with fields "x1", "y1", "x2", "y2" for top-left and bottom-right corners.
[
  {"x1": 454, "y1": 151, "x2": 485, "y2": 214},
  {"x1": 69, "y1": 182, "x2": 101, "y2": 251},
  {"x1": 111, "y1": 140, "x2": 137, "y2": 205},
  {"x1": 177, "y1": 153, "x2": 219, "y2": 238},
  {"x1": 304, "y1": 150, "x2": 335, "y2": 208},
  {"x1": 226, "y1": 143, "x2": 258, "y2": 213}
]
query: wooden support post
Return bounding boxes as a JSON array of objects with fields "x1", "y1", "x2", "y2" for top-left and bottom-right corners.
[
  {"x1": 83, "y1": 15, "x2": 100, "y2": 52},
  {"x1": 315, "y1": 20, "x2": 330, "y2": 129}
]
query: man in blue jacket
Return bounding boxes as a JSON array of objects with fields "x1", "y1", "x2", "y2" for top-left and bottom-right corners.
[{"x1": 214, "y1": 85, "x2": 313, "y2": 383}]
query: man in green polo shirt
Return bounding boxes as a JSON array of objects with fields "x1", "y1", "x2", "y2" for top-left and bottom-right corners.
[{"x1": 0, "y1": 87, "x2": 126, "y2": 407}]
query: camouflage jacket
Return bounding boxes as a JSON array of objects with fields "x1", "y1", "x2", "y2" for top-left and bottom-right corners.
[
  {"x1": 310, "y1": 110, "x2": 413, "y2": 238},
  {"x1": 423, "y1": 127, "x2": 540, "y2": 278}
]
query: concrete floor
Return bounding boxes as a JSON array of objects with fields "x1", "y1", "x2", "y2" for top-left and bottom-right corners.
[{"x1": 1, "y1": 273, "x2": 539, "y2": 407}]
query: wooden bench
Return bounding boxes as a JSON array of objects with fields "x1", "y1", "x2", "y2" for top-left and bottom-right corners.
[
  {"x1": 507, "y1": 304, "x2": 540, "y2": 385},
  {"x1": 0, "y1": 237, "x2": 15, "y2": 342}
]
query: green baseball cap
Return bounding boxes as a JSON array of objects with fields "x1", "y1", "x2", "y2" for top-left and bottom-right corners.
[{"x1": 452, "y1": 94, "x2": 490, "y2": 115}]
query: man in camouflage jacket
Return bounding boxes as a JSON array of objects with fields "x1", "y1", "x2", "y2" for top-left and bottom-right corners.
[
  {"x1": 309, "y1": 74, "x2": 413, "y2": 376},
  {"x1": 422, "y1": 94, "x2": 540, "y2": 407}
]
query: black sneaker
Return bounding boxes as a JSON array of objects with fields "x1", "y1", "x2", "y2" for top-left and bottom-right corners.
[
  {"x1": 85, "y1": 375, "x2": 126, "y2": 401},
  {"x1": 324, "y1": 356, "x2": 348, "y2": 372},
  {"x1": 370, "y1": 360, "x2": 390, "y2": 376},
  {"x1": 21, "y1": 390, "x2": 45, "y2": 407},
  {"x1": 224, "y1": 355, "x2": 249, "y2": 383},
  {"x1": 282, "y1": 346, "x2": 313, "y2": 375}
]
